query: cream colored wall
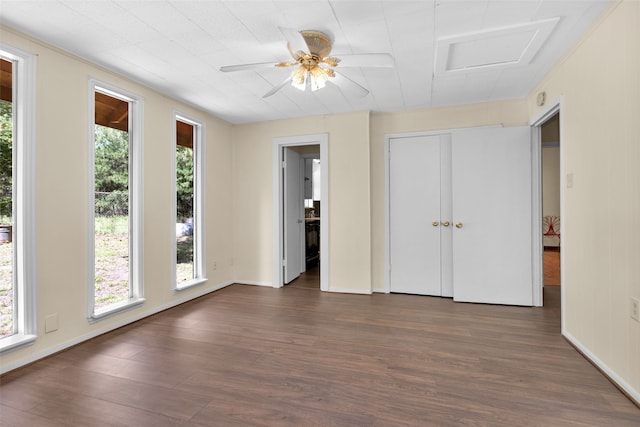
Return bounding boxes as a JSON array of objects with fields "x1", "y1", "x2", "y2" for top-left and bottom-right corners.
[
  {"x1": 369, "y1": 100, "x2": 530, "y2": 292},
  {"x1": 231, "y1": 111, "x2": 371, "y2": 292},
  {"x1": 0, "y1": 27, "x2": 234, "y2": 371},
  {"x1": 232, "y1": 98, "x2": 531, "y2": 295},
  {"x1": 528, "y1": 0, "x2": 640, "y2": 399}
]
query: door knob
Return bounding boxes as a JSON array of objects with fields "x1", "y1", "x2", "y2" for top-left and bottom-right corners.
[
  {"x1": 455, "y1": 222, "x2": 463, "y2": 228},
  {"x1": 441, "y1": 221, "x2": 450, "y2": 227},
  {"x1": 432, "y1": 221, "x2": 439, "y2": 227}
]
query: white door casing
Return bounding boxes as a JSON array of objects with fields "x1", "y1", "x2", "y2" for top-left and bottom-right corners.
[
  {"x1": 272, "y1": 133, "x2": 329, "y2": 291},
  {"x1": 451, "y1": 126, "x2": 533, "y2": 306}
]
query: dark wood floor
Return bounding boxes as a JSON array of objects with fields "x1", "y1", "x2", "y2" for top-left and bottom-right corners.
[{"x1": 1, "y1": 284, "x2": 638, "y2": 426}]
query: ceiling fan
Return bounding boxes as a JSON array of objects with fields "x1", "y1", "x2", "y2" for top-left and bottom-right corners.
[{"x1": 220, "y1": 27, "x2": 394, "y2": 98}]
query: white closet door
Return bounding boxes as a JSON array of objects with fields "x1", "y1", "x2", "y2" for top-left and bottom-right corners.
[
  {"x1": 389, "y1": 135, "x2": 442, "y2": 295},
  {"x1": 452, "y1": 127, "x2": 533, "y2": 306}
]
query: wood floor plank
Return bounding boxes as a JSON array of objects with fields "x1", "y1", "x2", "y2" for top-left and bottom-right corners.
[
  {"x1": 25, "y1": 393, "x2": 185, "y2": 427},
  {"x1": 0, "y1": 404, "x2": 72, "y2": 427},
  {"x1": 1, "y1": 284, "x2": 638, "y2": 426}
]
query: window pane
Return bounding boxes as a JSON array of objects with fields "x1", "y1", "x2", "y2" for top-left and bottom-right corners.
[
  {"x1": 176, "y1": 120, "x2": 194, "y2": 283},
  {"x1": 94, "y1": 93, "x2": 130, "y2": 312},
  {"x1": 0, "y1": 60, "x2": 13, "y2": 338},
  {"x1": 0, "y1": 47, "x2": 36, "y2": 351}
]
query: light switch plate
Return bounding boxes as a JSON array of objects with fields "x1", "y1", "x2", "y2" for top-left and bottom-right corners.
[
  {"x1": 631, "y1": 298, "x2": 640, "y2": 322},
  {"x1": 566, "y1": 173, "x2": 574, "y2": 188}
]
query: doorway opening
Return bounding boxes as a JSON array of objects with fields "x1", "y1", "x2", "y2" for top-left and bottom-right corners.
[
  {"x1": 287, "y1": 147, "x2": 320, "y2": 289},
  {"x1": 541, "y1": 113, "x2": 561, "y2": 289},
  {"x1": 272, "y1": 134, "x2": 328, "y2": 291},
  {"x1": 532, "y1": 100, "x2": 563, "y2": 324}
]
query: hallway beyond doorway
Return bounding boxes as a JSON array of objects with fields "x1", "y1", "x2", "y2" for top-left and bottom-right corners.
[
  {"x1": 544, "y1": 248, "x2": 560, "y2": 286},
  {"x1": 286, "y1": 264, "x2": 319, "y2": 290}
]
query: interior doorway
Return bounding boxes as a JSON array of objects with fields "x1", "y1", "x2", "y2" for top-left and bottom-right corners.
[
  {"x1": 541, "y1": 113, "x2": 561, "y2": 287},
  {"x1": 272, "y1": 134, "x2": 329, "y2": 291},
  {"x1": 532, "y1": 100, "x2": 563, "y2": 323},
  {"x1": 284, "y1": 145, "x2": 321, "y2": 289}
]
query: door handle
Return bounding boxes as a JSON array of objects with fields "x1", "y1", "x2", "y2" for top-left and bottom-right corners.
[
  {"x1": 441, "y1": 221, "x2": 450, "y2": 227},
  {"x1": 432, "y1": 221, "x2": 439, "y2": 227},
  {"x1": 455, "y1": 222, "x2": 463, "y2": 228}
]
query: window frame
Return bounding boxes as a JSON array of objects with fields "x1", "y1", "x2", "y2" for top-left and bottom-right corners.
[
  {"x1": 172, "y1": 112, "x2": 206, "y2": 291},
  {"x1": 0, "y1": 44, "x2": 37, "y2": 353},
  {"x1": 88, "y1": 79, "x2": 144, "y2": 321}
]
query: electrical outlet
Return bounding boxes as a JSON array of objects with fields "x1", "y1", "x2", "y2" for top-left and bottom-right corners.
[
  {"x1": 45, "y1": 314, "x2": 58, "y2": 333},
  {"x1": 631, "y1": 298, "x2": 640, "y2": 322},
  {"x1": 213, "y1": 261, "x2": 217, "y2": 270}
]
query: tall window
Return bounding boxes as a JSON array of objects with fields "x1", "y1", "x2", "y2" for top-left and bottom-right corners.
[
  {"x1": 0, "y1": 59, "x2": 14, "y2": 340},
  {"x1": 174, "y1": 114, "x2": 205, "y2": 289},
  {"x1": 89, "y1": 82, "x2": 143, "y2": 319},
  {"x1": 0, "y1": 45, "x2": 36, "y2": 353}
]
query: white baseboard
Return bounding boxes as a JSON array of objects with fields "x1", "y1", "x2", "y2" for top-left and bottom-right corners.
[
  {"x1": 328, "y1": 287, "x2": 372, "y2": 295},
  {"x1": 235, "y1": 280, "x2": 274, "y2": 287},
  {"x1": 563, "y1": 330, "x2": 640, "y2": 406},
  {"x1": 0, "y1": 279, "x2": 234, "y2": 375},
  {"x1": 237, "y1": 281, "x2": 372, "y2": 295}
]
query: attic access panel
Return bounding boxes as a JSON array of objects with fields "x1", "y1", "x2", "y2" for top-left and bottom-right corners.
[{"x1": 435, "y1": 17, "x2": 560, "y2": 74}]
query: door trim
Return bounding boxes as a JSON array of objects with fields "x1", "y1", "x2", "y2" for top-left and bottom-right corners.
[
  {"x1": 530, "y1": 98, "x2": 564, "y2": 314},
  {"x1": 272, "y1": 134, "x2": 329, "y2": 291}
]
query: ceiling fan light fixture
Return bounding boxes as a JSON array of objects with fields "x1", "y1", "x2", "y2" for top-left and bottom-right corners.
[
  {"x1": 311, "y1": 74, "x2": 326, "y2": 91},
  {"x1": 310, "y1": 66, "x2": 330, "y2": 91},
  {"x1": 222, "y1": 27, "x2": 392, "y2": 98},
  {"x1": 291, "y1": 67, "x2": 307, "y2": 91}
]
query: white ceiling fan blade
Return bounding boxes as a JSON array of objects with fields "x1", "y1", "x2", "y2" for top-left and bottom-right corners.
[
  {"x1": 220, "y1": 62, "x2": 278, "y2": 72},
  {"x1": 331, "y1": 71, "x2": 369, "y2": 98},
  {"x1": 278, "y1": 26, "x2": 309, "y2": 58},
  {"x1": 263, "y1": 76, "x2": 293, "y2": 98},
  {"x1": 335, "y1": 53, "x2": 394, "y2": 68}
]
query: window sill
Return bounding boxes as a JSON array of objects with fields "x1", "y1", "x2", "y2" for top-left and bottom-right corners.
[
  {"x1": 174, "y1": 278, "x2": 208, "y2": 292},
  {"x1": 90, "y1": 298, "x2": 146, "y2": 323},
  {"x1": 0, "y1": 333, "x2": 37, "y2": 354}
]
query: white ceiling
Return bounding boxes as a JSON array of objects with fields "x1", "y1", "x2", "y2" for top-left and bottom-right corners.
[{"x1": 0, "y1": 0, "x2": 611, "y2": 124}]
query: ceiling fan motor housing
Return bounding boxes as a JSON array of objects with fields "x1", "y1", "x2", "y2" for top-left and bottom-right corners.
[{"x1": 299, "y1": 30, "x2": 332, "y2": 60}]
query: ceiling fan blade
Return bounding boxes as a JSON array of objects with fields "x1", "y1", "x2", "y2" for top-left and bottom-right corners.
[
  {"x1": 278, "y1": 26, "x2": 309, "y2": 59},
  {"x1": 220, "y1": 62, "x2": 278, "y2": 72},
  {"x1": 335, "y1": 53, "x2": 394, "y2": 68},
  {"x1": 331, "y1": 71, "x2": 369, "y2": 98},
  {"x1": 263, "y1": 76, "x2": 293, "y2": 98}
]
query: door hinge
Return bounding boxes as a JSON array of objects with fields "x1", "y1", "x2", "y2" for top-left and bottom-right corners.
[
  {"x1": 282, "y1": 259, "x2": 287, "y2": 267},
  {"x1": 282, "y1": 160, "x2": 286, "y2": 169}
]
